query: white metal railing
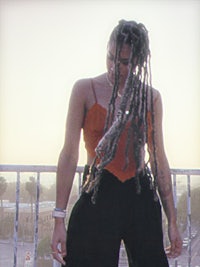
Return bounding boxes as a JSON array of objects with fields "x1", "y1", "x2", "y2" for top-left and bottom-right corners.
[{"x1": 0, "y1": 165, "x2": 199, "y2": 267}]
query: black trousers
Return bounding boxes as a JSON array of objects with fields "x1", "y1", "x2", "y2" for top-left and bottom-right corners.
[{"x1": 64, "y1": 169, "x2": 169, "y2": 267}]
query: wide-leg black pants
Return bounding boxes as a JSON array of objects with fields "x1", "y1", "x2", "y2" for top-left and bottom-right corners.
[{"x1": 63, "y1": 169, "x2": 169, "y2": 267}]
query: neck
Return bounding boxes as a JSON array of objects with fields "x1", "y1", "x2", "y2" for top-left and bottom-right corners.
[{"x1": 106, "y1": 73, "x2": 124, "y2": 98}]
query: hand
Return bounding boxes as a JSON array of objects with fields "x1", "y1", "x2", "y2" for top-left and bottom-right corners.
[
  {"x1": 165, "y1": 223, "x2": 182, "y2": 258},
  {"x1": 51, "y1": 220, "x2": 67, "y2": 265}
]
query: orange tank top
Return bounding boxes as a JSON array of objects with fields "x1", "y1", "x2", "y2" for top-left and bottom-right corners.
[{"x1": 82, "y1": 81, "x2": 153, "y2": 182}]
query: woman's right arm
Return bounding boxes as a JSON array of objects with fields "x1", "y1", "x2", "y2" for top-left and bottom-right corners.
[{"x1": 51, "y1": 80, "x2": 88, "y2": 265}]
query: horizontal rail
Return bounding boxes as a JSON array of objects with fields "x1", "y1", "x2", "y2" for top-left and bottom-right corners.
[
  {"x1": 1, "y1": 164, "x2": 199, "y2": 176},
  {"x1": 0, "y1": 164, "x2": 84, "y2": 173}
]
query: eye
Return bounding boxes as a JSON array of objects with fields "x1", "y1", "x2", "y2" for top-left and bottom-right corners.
[
  {"x1": 107, "y1": 51, "x2": 129, "y2": 66},
  {"x1": 119, "y1": 59, "x2": 129, "y2": 66}
]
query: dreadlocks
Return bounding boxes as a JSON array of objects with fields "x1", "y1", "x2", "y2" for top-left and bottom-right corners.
[{"x1": 83, "y1": 20, "x2": 158, "y2": 203}]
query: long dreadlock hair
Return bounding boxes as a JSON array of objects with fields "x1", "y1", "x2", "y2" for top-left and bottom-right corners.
[{"x1": 83, "y1": 20, "x2": 158, "y2": 203}]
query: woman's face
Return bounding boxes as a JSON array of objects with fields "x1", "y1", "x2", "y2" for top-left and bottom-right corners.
[{"x1": 106, "y1": 41, "x2": 132, "y2": 88}]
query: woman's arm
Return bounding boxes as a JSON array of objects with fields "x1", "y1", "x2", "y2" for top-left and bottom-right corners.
[
  {"x1": 148, "y1": 90, "x2": 182, "y2": 258},
  {"x1": 51, "y1": 79, "x2": 88, "y2": 265}
]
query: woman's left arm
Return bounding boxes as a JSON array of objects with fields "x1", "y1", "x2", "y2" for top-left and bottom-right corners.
[{"x1": 149, "y1": 90, "x2": 182, "y2": 258}]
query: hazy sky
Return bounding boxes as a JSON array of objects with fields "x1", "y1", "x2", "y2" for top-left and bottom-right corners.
[{"x1": 0, "y1": 0, "x2": 200, "y2": 169}]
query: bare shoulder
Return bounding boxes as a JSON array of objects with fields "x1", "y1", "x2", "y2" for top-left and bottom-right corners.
[
  {"x1": 147, "y1": 87, "x2": 162, "y2": 111},
  {"x1": 71, "y1": 78, "x2": 92, "y2": 98},
  {"x1": 71, "y1": 74, "x2": 106, "y2": 109},
  {"x1": 151, "y1": 87, "x2": 161, "y2": 102},
  {"x1": 72, "y1": 74, "x2": 104, "y2": 94},
  {"x1": 68, "y1": 77, "x2": 93, "y2": 111}
]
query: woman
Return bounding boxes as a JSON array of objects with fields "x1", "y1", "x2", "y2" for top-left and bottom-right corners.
[{"x1": 51, "y1": 20, "x2": 182, "y2": 267}]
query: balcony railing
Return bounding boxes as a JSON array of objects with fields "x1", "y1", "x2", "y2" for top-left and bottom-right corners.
[{"x1": 0, "y1": 164, "x2": 199, "y2": 267}]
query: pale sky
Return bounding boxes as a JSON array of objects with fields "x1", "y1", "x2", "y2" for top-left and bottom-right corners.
[{"x1": 0, "y1": 0, "x2": 200, "y2": 169}]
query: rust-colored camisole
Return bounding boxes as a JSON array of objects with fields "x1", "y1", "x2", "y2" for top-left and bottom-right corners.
[{"x1": 82, "y1": 81, "x2": 153, "y2": 182}]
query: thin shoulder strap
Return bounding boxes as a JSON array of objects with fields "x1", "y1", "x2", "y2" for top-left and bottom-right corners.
[{"x1": 90, "y1": 79, "x2": 97, "y2": 103}]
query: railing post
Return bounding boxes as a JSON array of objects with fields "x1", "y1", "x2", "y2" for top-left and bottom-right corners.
[
  {"x1": 172, "y1": 173, "x2": 178, "y2": 267},
  {"x1": 78, "y1": 171, "x2": 82, "y2": 196},
  {"x1": 33, "y1": 172, "x2": 40, "y2": 267},
  {"x1": 187, "y1": 174, "x2": 191, "y2": 267},
  {"x1": 53, "y1": 259, "x2": 61, "y2": 267},
  {"x1": 13, "y1": 171, "x2": 20, "y2": 267}
]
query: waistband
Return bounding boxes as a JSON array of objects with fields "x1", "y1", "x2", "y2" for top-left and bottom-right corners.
[{"x1": 82, "y1": 164, "x2": 153, "y2": 188}]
